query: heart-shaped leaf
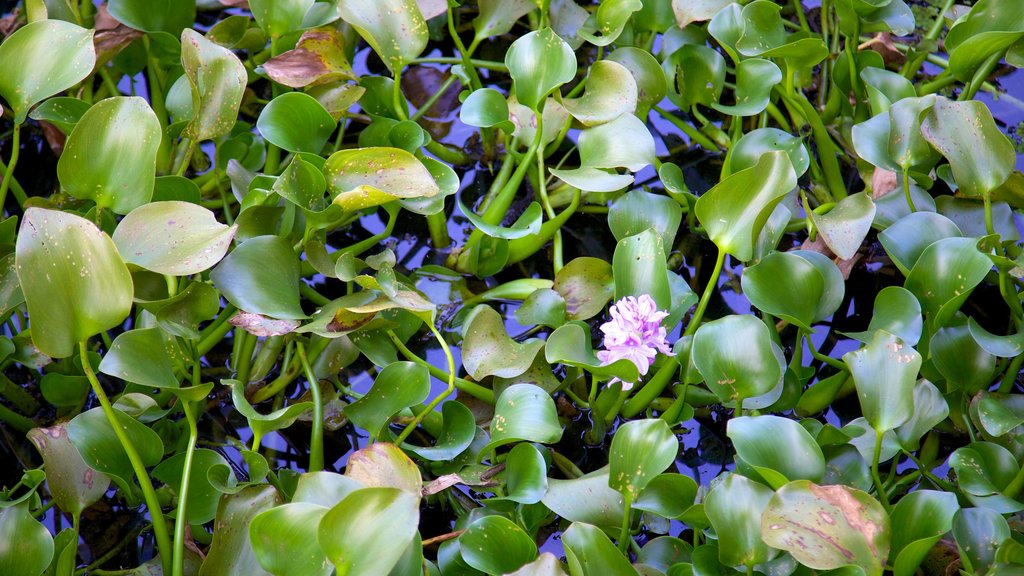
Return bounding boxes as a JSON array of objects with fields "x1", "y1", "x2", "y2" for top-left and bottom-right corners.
[
  {"x1": 199, "y1": 486, "x2": 281, "y2": 576},
  {"x1": 462, "y1": 305, "x2": 544, "y2": 380},
  {"x1": 113, "y1": 201, "x2": 235, "y2": 276},
  {"x1": 318, "y1": 487, "x2": 420, "y2": 575},
  {"x1": 28, "y1": 424, "x2": 110, "y2": 516},
  {"x1": 257, "y1": 92, "x2": 337, "y2": 154},
  {"x1": 553, "y1": 257, "x2": 615, "y2": 321},
  {"x1": 705, "y1": 473, "x2": 776, "y2": 569},
  {"x1": 889, "y1": 490, "x2": 958, "y2": 576},
  {"x1": 250, "y1": 502, "x2": 331, "y2": 576},
  {"x1": 484, "y1": 384, "x2": 562, "y2": 453},
  {"x1": 564, "y1": 60, "x2": 638, "y2": 126},
  {"x1": 904, "y1": 237, "x2": 992, "y2": 318},
  {"x1": 692, "y1": 315, "x2": 783, "y2": 407},
  {"x1": 506, "y1": 28, "x2": 576, "y2": 111},
  {"x1": 181, "y1": 28, "x2": 247, "y2": 142},
  {"x1": 210, "y1": 236, "x2": 305, "y2": 320},
  {"x1": 728, "y1": 415, "x2": 825, "y2": 489},
  {"x1": 741, "y1": 250, "x2": 844, "y2": 331},
  {"x1": 460, "y1": 516, "x2": 539, "y2": 574},
  {"x1": 608, "y1": 419, "x2": 678, "y2": 500},
  {"x1": 345, "y1": 361, "x2": 430, "y2": 437},
  {"x1": 99, "y1": 327, "x2": 178, "y2": 389},
  {"x1": 921, "y1": 97, "x2": 1016, "y2": 198},
  {"x1": 843, "y1": 330, "x2": 921, "y2": 433},
  {"x1": 0, "y1": 501, "x2": 53, "y2": 576},
  {"x1": 542, "y1": 467, "x2": 625, "y2": 531},
  {"x1": 563, "y1": 522, "x2": 639, "y2": 576}
]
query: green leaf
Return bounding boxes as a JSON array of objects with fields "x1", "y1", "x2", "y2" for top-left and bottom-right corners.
[
  {"x1": 578, "y1": 0, "x2": 642, "y2": 46},
  {"x1": 113, "y1": 201, "x2": 237, "y2": 276},
  {"x1": 845, "y1": 286, "x2": 923, "y2": 346},
  {"x1": 949, "y1": 442, "x2": 1024, "y2": 513},
  {"x1": 16, "y1": 208, "x2": 133, "y2": 358},
  {"x1": 663, "y1": 44, "x2": 726, "y2": 110},
  {"x1": 695, "y1": 151, "x2": 797, "y2": 262},
  {"x1": 564, "y1": 60, "x2": 637, "y2": 126},
  {"x1": 498, "y1": 442, "x2": 548, "y2": 504},
  {"x1": 921, "y1": 97, "x2": 1016, "y2": 198},
  {"x1": 326, "y1": 147, "x2": 442, "y2": 211},
  {"x1": 930, "y1": 324, "x2": 996, "y2": 393},
  {"x1": 506, "y1": 554, "x2": 567, "y2": 576},
  {"x1": 505, "y1": 28, "x2": 577, "y2": 111},
  {"x1": 27, "y1": 97, "x2": 90, "y2": 134},
  {"x1": 0, "y1": 501, "x2": 53, "y2": 576},
  {"x1": 809, "y1": 193, "x2": 877, "y2": 260},
  {"x1": 550, "y1": 114, "x2": 656, "y2": 192},
  {"x1": 57, "y1": 97, "x2": 161, "y2": 214},
  {"x1": 726, "y1": 128, "x2": 810, "y2": 178},
  {"x1": 107, "y1": 0, "x2": 196, "y2": 35},
  {"x1": 553, "y1": 257, "x2": 615, "y2": 321},
  {"x1": 319, "y1": 487, "x2": 420, "y2": 575},
  {"x1": 257, "y1": 92, "x2": 337, "y2": 154},
  {"x1": 889, "y1": 490, "x2": 958, "y2": 576},
  {"x1": 337, "y1": 0, "x2": 427, "y2": 73},
  {"x1": 99, "y1": 328, "x2": 178, "y2": 389},
  {"x1": 210, "y1": 236, "x2": 305, "y2": 320},
  {"x1": 945, "y1": 0, "x2": 1024, "y2": 81},
  {"x1": 458, "y1": 197, "x2": 542, "y2": 240},
  {"x1": 633, "y1": 473, "x2": 698, "y2": 520},
  {"x1": 609, "y1": 191, "x2": 683, "y2": 255},
  {"x1": 460, "y1": 516, "x2": 539, "y2": 574},
  {"x1": 473, "y1": 0, "x2": 536, "y2": 41},
  {"x1": 843, "y1": 330, "x2": 920, "y2": 433},
  {"x1": 692, "y1": 315, "x2": 783, "y2": 407},
  {"x1": 704, "y1": 473, "x2": 776, "y2": 568},
  {"x1": 484, "y1": 384, "x2": 563, "y2": 453},
  {"x1": 728, "y1": 416, "x2": 825, "y2": 489},
  {"x1": 181, "y1": 28, "x2": 247, "y2": 142},
  {"x1": 225, "y1": 379, "x2": 312, "y2": 448},
  {"x1": 608, "y1": 419, "x2": 678, "y2": 500},
  {"x1": 0, "y1": 20, "x2": 95, "y2": 123},
  {"x1": 741, "y1": 250, "x2": 844, "y2": 331},
  {"x1": 710, "y1": 58, "x2": 782, "y2": 117},
  {"x1": 28, "y1": 424, "x2": 110, "y2": 516},
  {"x1": 544, "y1": 322, "x2": 640, "y2": 383},
  {"x1": 542, "y1": 467, "x2": 625, "y2": 531},
  {"x1": 345, "y1": 361, "x2": 430, "y2": 437},
  {"x1": 344, "y1": 443, "x2": 422, "y2": 495},
  {"x1": 249, "y1": 0, "x2": 314, "y2": 37},
  {"x1": 402, "y1": 401, "x2": 477, "y2": 461},
  {"x1": 904, "y1": 237, "x2": 992, "y2": 318},
  {"x1": 293, "y1": 471, "x2": 363, "y2": 508},
  {"x1": 613, "y1": 229, "x2": 671, "y2": 310},
  {"x1": 607, "y1": 47, "x2": 667, "y2": 118},
  {"x1": 894, "y1": 379, "x2": 948, "y2": 451},
  {"x1": 952, "y1": 507, "x2": 1010, "y2": 576},
  {"x1": 877, "y1": 212, "x2": 962, "y2": 277},
  {"x1": 563, "y1": 522, "x2": 639, "y2": 576},
  {"x1": 250, "y1": 502, "x2": 331, "y2": 576},
  {"x1": 515, "y1": 288, "x2": 567, "y2": 329},
  {"x1": 152, "y1": 449, "x2": 229, "y2": 524},
  {"x1": 968, "y1": 317, "x2": 1024, "y2": 358},
  {"x1": 200, "y1": 486, "x2": 280, "y2": 576},
  {"x1": 861, "y1": 67, "x2": 916, "y2": 115},
  {"x1": 761, "y1": 480, "x2": 889, "y2": 575},
  {"x1": 673, "y1": 0, "x2": 733, "y2": 28},
  {"x1": 462, "y1": 305, "x2": 545, "y2": 380},
  {"x1": 459, "y1": 88, "x2": 514, "y2": 131},
  {"x1": 973, "y1": 391, "x2": 1024, "y2": 437},
  {"x1": 67, "y1": 407, "x2": 164, "y2": 496}
]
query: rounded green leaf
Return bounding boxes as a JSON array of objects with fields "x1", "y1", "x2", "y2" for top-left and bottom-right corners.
[
  {"x1": 402, "y1": 400, "x2": 477, "y2": 461},
  {"x1": 345, "y1": 361, "x2": 430, "y2": 437},
  {"x1": 564, "y1": 60, "x2": 638, "y2": 126},
  {"x1": 0, "y1": 502, "x2": 53, "y2": 576},
  {"x1": 809, "y1": 192, "x2": 877, "y2": 261},
  {"x1": 608, "y1": 419, "x2": 678, "y2": 501},
  {"x1": 952, "y1": 507, "x2": 1010, "y2": 576},
  {"x1": 894, "y1": 379, "x2": 948, "y2": 451},
  {"x1": 113, "y1": 201, "x2": 236, "y2": 276},
  {"x1": 460, "y1": 515, "x2": 539, "y2": 574},
  {"x1": 728, "y1": 415, "x2": 825, "y2": 489},
  {"x1": 562, "y1": 522, "x2": 639, "y2": 576},
  {"x1": 506, "y1": 28, "x2": 577, "y2": 111},
  {"x1": 674, "y1": 0, "x2": 733, "y2": 28},
  {"x1": 711, "y1": 58, "x2": 782, "y2": 117},
  {"x1": 704, "y1": 473, "x2": 776, "y2": 568},
  {"x1": 692, "y1": 315, "x2": 782, "y2": 406},
  {"x1": 695, "y1": 151, "x2": 797, "y2": 262},
  {"x1": 210, "y1": 236, "x2": 305, "y2": 320},
  {"x1": 609, "y1": 190, "x2": 683, "y2": 255},
  {"x1": 607, "y1": 47, "x2": 667, "y2": 118},
  {"x1": 16, "y1": 208, "x2": 133, "y2": 358},
  {"x1": 945, "y1": 0, "x2": 1024, "y2": 81},
  {"x1": 861, "y1": 67, "x2": 916, "y2": 115},
  {"x1": 949, "y1": 442, "x2": 1024, "y2": 513},
  {"x1": 337, "y1": 0, "x2": 427, "y2": 73},
  {"x1": 921, "y1": 97, "x2": 1016, "y2": 198},
  {"x1": 663, "y1": 44, "x2": 725, "y2": 110},
  {"x1": 462, "y1": 305, "x2": 545, "y2": 380},
  {"x1": 474, "y1": 0, "x2": 536, "y2": 41},
  {"x1": 544, "y1": 322, "x2": 640, "y2": 383},
  {"x1": 318, "y1": 487, "x2": 420, "y2": 575},
  {"x1": 741, "y1": 250, "x2": 843, "y2": 331},
  {"x1": 484, "y1": 384, "x2": 563, "y2": 453},
  {"x1": 889, "y1": 490, "x2": 958, "y2": 576},
  {"x1": 249, "y1": 0, "x2": 314, "y2": 37},
  {"x1": 886, "y1": 96, "x2": 941, "y2": 173},
  {"x1": 250, "y1": 502, "x2": 331, "y2": 576},
  {"x1": 152, "y1": 448, "x2": 229, "y2": 524},
  {"x1": 633, "y1": 473, "x2": 698, "y2": 520},
  {"x1": 200, "y1": 486, "x2": 280, "y2": 576},
  {"x1": 28, "y1": 424, "x2": 111, "y2": 516},
  {"x1": 968, "y1": 317, "x2": 1024, "y2": 358},
  {"x1": 726, "y1": 128, "x2": 809, "y2": 178},
  {"x1": 99, "y1": 327, "x2": 178, "y2": 389},
  {"x1": 578, "y1": 0, "x2": 642, "y2": 46},
  {"x1": 57, "y1": 97, "x2": 161, "y2": 214},
  {"x1": 542, "y1": 467, "x2": 625, "y2": 531},
  {"x1": 844, "y1": 286, "x2": 923, "y2": 346},
  {"x1": 0, "y1": 20, "x2": 95, "y2": 122},
  {"x1": 762, "y1": 480, "x2": 889, "y2": 575},
  {"x1": 293, "y1": 471, "x2": 363, "y2": 509},
  {"x1": 930, "y1": 324, "x2": 996, "y2": 393},
  {"x1": 904, "y1": 237, "x2": 992, "y2": 317},
  {"x1": 878, "y1": 212, "x2": 962, "y2": 277},
  {"x1": 108, "y1": 0, "x2": 196, "y2": 35},
  {"x1": 515, "y1": 288, "x2": 567, "y2": 329},
  {"x1": 67, "y1": 407, "x2": 164, "y2": 495},
  {"x1": 257, "y1": 92, "x2": 337, "y2": 154},
  {"x1": 843, "y1": 330, "x2": 920, "y2": 433},
  {"x1": 499, "y1": 442, "x2": 549, "y2": 504},
  {"x1": 344, "y1": 443, "x2": 422, "y2": 495},
  {"x1": 613, "y1": 229, "x2": 671, "y2": 310},
  {"x1": 181, "y1": 28, "x2": 247, "y2": 142},
  {"x1": 553, "y1": 257, "x2": 614, "y2": 321},
  {"x1": 459, "y1": 88, "x2": 514, "y2": 131},
  {"x1": 326, "y1": 147, "x2": 441, "y2": 211},
  {"x1": 225, "y1": 379, "x2": 312, "y2": 446}
]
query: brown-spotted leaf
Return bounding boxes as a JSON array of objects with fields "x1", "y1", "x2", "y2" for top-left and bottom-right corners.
[
  {"x1": 229, "y1": 312, "x2": 300, "y2": 337},
  {"x1": 262, "y1": 27, "x2": 356, "y2": 88},
  {"x1": 762, "y1": 480, "x2": 890, "y2": 576},
  {"x1": 28, "y1": 424, "x2": 111, "y2": 516}
]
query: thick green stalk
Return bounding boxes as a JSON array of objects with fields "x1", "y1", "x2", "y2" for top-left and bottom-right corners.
[
  {"x1": 0, "y1": 122, "x2": 21, "y2": 211},
  {"x1": 295, "y1": 341, "x2": 324, "y2": 472},
  {"x1": 80, "y1": 341, "x2": 173, "y2": 575},
  {"x1": 685, "y1": 248, "x2": 726, "y2": 337},
  {"x1": 396, "y1": 322, "x2": 457, "y2": 444},
  {"x1": 388, "y1": 330, "x2": 494, "y2": 403},
  {"x1": 870, "y1": 430, "x2": 890, "y2": 511},
  {"x1": 653, "y1": 107, "x2": 721, "y2": 153},
  {"x1": 621, "y1": 361, "x2": 676, "y2": 418},
  {"x1": 172, "y1": 401, "x2": 199, "y2": 576},
  {"x1": 618, "y1": 496, "x2": 633, "y2": 552}
]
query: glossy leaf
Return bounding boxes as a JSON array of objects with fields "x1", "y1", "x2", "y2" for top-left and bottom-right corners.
[
  {"x1": 326, "y1": 147, "x2": 441, "y2": 212},
  {"x1": 506, "y1": 554, "x2": 567, "y2": 576},
  {"x1": 695, "y1": 151, "x2": 796, "y2": 262},
  {"x1": 319, "y1": 487, "x2": 420, "y2": 575},
  {"x1": 809, "y1": 193, "x2": 877, "y2": 261},
  {"x1": 613, "y1": 229, "x2": 671, "y2": 310},
  {"x1": 930, "y1": 324, "x2": 996, "y2": 393},
  {"x1": 728, "y1": 416, "x2": 825, "y2": 489},
  {"x1": 57, "y1": 97, "x2": 161, "y2": 214},
  {"x1": 564, "y1": 60, "x2": 637, "y2": 126},
  {"x1": 459, "y1": 88, "x2": 514, "y2": 131},
  {"x1": 877, "y1": 212, "x2": 962, "y2": 277},
  {"x1": 152, "y1": 449, "x2": 228, "y2": 524},
  {"x1": 726, "y1": 128, "x2": 809, "y2": 178},
  {"x1": 948, "y1": 442, "x2": 1024, "y2": 513},
  {"x1": 99, "y1": 328, "x2": 178, "y2": 389},
  {"x1": 473, "y1": 0, "x2": 536, "y2": 41},
  {"x1": 337, "y1": 0, "x2": 427, "y2": 73},
  {"x1": 460, "y1": 516, "x2": 538, "y2": 574},
  {"x1": 761, "y1": 481, "x2": 889, "y2": 575},
  {"x1": 0, "y1": 20, "x2": 95, "y2": 122},
  {"x1": 257, "y1": 92, "x2": 337, "y2": 154},
  {"x1": 894, "y1": 380, "x2": 948, "y2": 451},
  {"x1": 506, "y1": 28, "x2": 577, "y2": 111},
  {"x1": 262, "y1": 27, "x2": 356, "y2": 88},
  {"x1": 462, "y1": 305, "x2": 544, "y2": 380},
  {"x1": 484, "y1": 384, "x2": 562, "y2": 453},
  {"x1": 692, "y1": 315, "x2": 782, "y2": 407},
  {"x1": 113, "y1": 201, "x2": 236, "y2": 275},
  {"x1": 609, "y1": 419, "x2": 678, "y2": 500},
  {"x1": 609, "y1": 191, "x2": 683, "y2": 256},
  {"x1": 0, "y1": 501, "x2": 53, "y2": 576},
  {"x1": 741, "y1": 250, "x2": 844, "y2": 331},
  {"x1": 345, "y1": 361, "x2": 430, "y2": 437},
  {"x1": 607, "y1": 47, "x2": 667, "y2": 118},
  {"x1": 108, "y1": 0, "x2": 195, "y2": 35},
  {"x1": 249, "y1": 0, "x2": 314, "y2": 38},
  {"x1": 710, "y1": 58, "x2": 782, "y2": 117},
  {"x1": 28, "y1": 424, "x2": 110, "y2": 516},
  {"x1": 550, "y1": 114, "x2": 656, "y2": 192},
  {"x1": 499, "y1": 442, "x2": 548, "y2": 504},
  {"x1": 210, "y1": 236, "x2": 305, "y2": 320},
  {"x1": 578, "y1": 0, "x2": 642, "y2": 46},
  {"x1": 553, "y1": 257, "x2": 614, "y2": 321},
  {"x1": 904, "y1": 237, "x2": 992, "y2": 317},
  {"x1": 921, "y1": 97, "x2": 1015, "y2": 198},
  {"x1": 344, "y1": 443, "x2": 422, "y2": 495},
  {"x1": 544, "y1": 322, "x2": 640, "y2": 383},
  {"x1": 663, "y1": 44, "x2": 725, "y2": 110},
  {"x1": 633, "y1": 473, "x2": 698, "y2": 520},
  {"x1": 945, "y1": 0, "x2": 1024, "y2": 81},
  {"x1": 843, "y1": 331, "x2": 920, "y2": 433},
  {"x1": 889, "y1": 490, "x2": 958, "y2": 576},
  {"x1": 515, "y1": 288, "x2": 567, "y2": 329},
  {"x1": 952, "y1": 507, "x2": 1010, "y2": 576},
  {"x1": 181, "y1": 28, "x2": 247, "y2": 142},
  {"x1": 542, "y1": 467, "x2": 625, "y2": 531},
  {"x1": 200, "y1": 486, "x2": 280, "y2": 576},
  {"x1": 673, "y1": 0, "x2": 732, "y2": 29},
  {"x1": 225, "y1": 379, "x2": 312, "y2": 447},
  {"x1": 458, "y1": 197, "x2": 542, "y2": 240},
  {"x1": 704, "y1": 473, "x2": 775, "y2": 568},
  {"x1": 402, "y1": 401, "x2": 477, "y2": 461},
  {"x1": 563, "y1": 522, "x2": 639, "y2": 576},
  {"x1": 67, "y1": 407, "x2": 163, "y2": 495},
  {"x1": 16, "y1": 208, "x2": 133, "y2": 358},
  {"x1": 845, "y1": 286, "x2": 922, "y2": 346},
  {"x1": 250, "y1": 502, "x2": 331, "y2": 576}
]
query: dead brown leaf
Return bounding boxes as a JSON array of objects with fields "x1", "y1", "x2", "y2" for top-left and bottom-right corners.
[
  {"x1": 262, "y1": 27, "x2": 356, "y2": 88},
  {"x1": 870, "y1": 168, "x2": 899, "y2": 199},
  {"x1": 93, "y1": 4, "x2": 142, "y2": 67},
  {"x1": 858, "y1": 32, "x2": 905, "y2": 67}
]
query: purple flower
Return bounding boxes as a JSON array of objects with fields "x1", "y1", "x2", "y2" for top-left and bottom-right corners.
[{"x1": 597, "y1": 294, "x2": 674, "y2": 390}]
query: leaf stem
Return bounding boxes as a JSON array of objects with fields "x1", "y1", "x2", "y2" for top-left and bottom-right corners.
[
  {"x1": 618, "y1": 496, "x2": 633, "y2": 552},
  {"x1": 902, "y1": 168, "x2": 917, "y2": 213},
  {"x1": 870, "y1": 430, "x2": 890, "y2": 511},
  {"x1": 0, "y1": 122, "x2": 21, "y2": 211},
  {"x1": 172, "y1": 400, "x2": 198, "y2": 576},
  {"x1": 79, "y1": 340, "x2": 173, "y2": 575},
  {"x1": 652, "y1": 107, "x2": 721, "y2": 153},
  {"x1": 387, "y1": 330, "x2": 494, "y2": 403},
  {"x1": 295, "y1": 340, "x2": 324, "y2": 472},
  {"x1": 396, "y1": 321, "x2": 458, "y2": 444},
  {"x1": 685, "y1": 248, "x2": 726, "y2": 337}
]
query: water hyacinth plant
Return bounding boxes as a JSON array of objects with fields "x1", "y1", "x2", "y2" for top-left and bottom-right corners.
[{"x1": 1, "y1": 0, "x2": 1024, "y2": 574}]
